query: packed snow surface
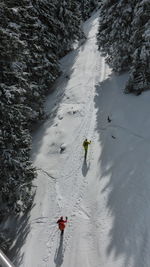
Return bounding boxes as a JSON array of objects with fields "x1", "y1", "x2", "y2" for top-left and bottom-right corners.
[{"x1": 15, "y1": 11, "x2": 150, "y2": 267}]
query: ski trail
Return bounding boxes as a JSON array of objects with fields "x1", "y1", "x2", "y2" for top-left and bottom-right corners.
[
  {"x1": 46, "y1": 13, "x2": 111, "y2": 267},
  {"x1": 18, "y1": 11, "x2": 111, "y2": 267}
]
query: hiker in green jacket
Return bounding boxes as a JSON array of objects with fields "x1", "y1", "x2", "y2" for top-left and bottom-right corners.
[{"x1": 83, "y1": 138, "x2": 91, "y2": 160}]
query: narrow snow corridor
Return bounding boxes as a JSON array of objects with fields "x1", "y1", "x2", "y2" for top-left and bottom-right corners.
[{"x1": 14, "y1": 11, "x2": 150, "y2": 267}]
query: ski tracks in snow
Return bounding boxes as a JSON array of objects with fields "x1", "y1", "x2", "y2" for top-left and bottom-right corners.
[
  {"x1": 48, "y1": 17, "x2": 110, "y2": 267},
  {"x1": 43, "y1": 14, "x2": 101, "y2": 266},
  {"x1": 19, "y1": 11, "x2": 110, "y2": 267}
]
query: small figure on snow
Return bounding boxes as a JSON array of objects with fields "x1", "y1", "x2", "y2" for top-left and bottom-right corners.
[
  {"x1": 83, "y1": 138, "x2": 91, "y2": 160},
  {"x1": 107, "y1": 116, "x2": 111, "y2": 123},
  {"x1": 57, "y1": 216, "x2": 68, "y2": 235}
]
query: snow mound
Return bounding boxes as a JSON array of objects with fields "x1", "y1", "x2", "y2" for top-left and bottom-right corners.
[{"x1": 60, "y1": 143, "x2": 66, "y2": 153}]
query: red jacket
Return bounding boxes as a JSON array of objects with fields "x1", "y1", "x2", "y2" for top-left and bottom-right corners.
[{"x1": 57, "y1": 218, "x2": 67, "y2": 231}]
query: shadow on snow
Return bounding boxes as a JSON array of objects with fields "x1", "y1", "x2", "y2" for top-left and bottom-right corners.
[
  {"x1": 82, "y1": 158, "x2": 90, "y2": 177},
  {"x1": 94, "y1": 72, "x2": 150, "y2": 267},
  {"x1": 8, "y1": 211, "x2": 31, "y2": 266},
  {"x1": 31, "y1": 46, "x2": 80, "y2": 162},
  {"x1": 54, "y1": 233, "x2": 64, "y2": 267}
]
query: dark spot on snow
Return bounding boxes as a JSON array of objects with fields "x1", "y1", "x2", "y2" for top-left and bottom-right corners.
[
  {"x1": 107, "y1": 116, "x2": 111, "y2": 123},
  {"x1": 58, "y1": 115, "x2": 63, "y2": 120}
]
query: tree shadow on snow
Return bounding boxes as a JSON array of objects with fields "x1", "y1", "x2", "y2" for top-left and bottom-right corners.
[
  {"x1": 8, "y1": 211, "x2": 31, "y2": 266},
  {"x1": 31, "y1": 47, "x2": 80, "y2": 162},
  {"x1": 54, "y1": 233, "x2": 64, "y2": 267},
  {"x1": 94, "y1": 72, "x2": 150, "y2": 267}
]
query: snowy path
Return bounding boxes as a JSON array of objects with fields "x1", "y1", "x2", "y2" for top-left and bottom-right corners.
[{"x1": 16, "y1": 11, "x2": 150, "y2": 267}]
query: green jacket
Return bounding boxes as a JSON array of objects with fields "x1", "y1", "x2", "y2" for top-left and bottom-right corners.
[{"x1": 83, "y1": 140, "x2": 91, "y2": 149}]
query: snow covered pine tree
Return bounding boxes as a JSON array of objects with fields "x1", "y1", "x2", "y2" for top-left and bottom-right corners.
[
  {"x1": 97, "y1": 0, "x2": 150, "y2": 94},
  {"x1": 125, "y1": 0, "x2": 150, "y2": 94},
  {"x1": 97, "y1": 0, "x2": 135, "y2": 72}
]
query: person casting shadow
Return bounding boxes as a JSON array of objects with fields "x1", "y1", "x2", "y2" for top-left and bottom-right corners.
[
  {"x1": 57, "y1": 217, "x2": 68, "y2": 236},
  {"x1": 83, "y1": 139, "x2": 91, "y2": 160}
]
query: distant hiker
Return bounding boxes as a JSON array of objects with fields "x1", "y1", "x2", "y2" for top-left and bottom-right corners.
[
  {"x1": 107, "y1": 116, "x2": 111, "y2": 123},
  {"x1": 57, "y1": 216, "x2": 68, "y2": 235},
  {"x1": 83, "y1": 139, "x2": 91, "y2": 160}
]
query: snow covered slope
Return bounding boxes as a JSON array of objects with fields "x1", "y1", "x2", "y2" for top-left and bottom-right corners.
[{"x1": 16, "y1": 11, "x2": 150, "y2": 267}]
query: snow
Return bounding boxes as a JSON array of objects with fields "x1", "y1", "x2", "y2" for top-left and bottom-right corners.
[{"x1": 14, "y1": 11, "x2": 150, "y2": 267}]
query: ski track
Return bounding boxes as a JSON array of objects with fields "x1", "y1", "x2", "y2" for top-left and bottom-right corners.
[{"x1": 16, "y1": 11, "x2": 111, "y2": 267}]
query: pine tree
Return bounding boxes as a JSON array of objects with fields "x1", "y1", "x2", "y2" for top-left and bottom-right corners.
[
  {"x1": 0, "y1": 0, "x2": 36, "y2": 217},
  {"x1": 0, "y1": 85, "x2": 35, "y2": 215},
  {"x1": 77, "y1": 0, "x2": 100, "y2": 20},
  {"x1": 31, "y1": 0, "x2": 60, "y2": 92},
  {"x1": 97, "y1": 0, "x2": 150, "y2": 93},
  {"x1": 125, "y1": 0, "x2": 150, "y2": 93},
  {"x1": 97, "y1": 0, "x2": 135, "y2": 72},
  {"x1": 55, "y1": 0, "x2": 83, "y2": 57}
]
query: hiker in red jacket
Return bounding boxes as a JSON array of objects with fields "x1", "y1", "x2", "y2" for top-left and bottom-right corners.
[{"x1": 57, "y1": 216, "x2": 68, "y2": 235}]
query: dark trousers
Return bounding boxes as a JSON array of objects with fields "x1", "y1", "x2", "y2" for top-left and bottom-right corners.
[{"x1": 84, "y1": 148, "x2": 88, "y2": 159}]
